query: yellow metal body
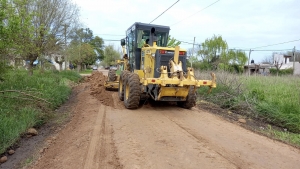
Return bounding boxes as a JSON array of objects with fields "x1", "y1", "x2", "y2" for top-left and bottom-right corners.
[
  {"x1": 104, "y1": 75, "x2": 120, "y2": 90},
  {"x1": 117, "y1": 32, "x2": 216, "y2": 102},
  {"x1": 104, "y1": 80, "x2": 119, "y2": 89},
  {"x1": 132, "y1": 42, "x2": 216, "y2": 101},
  {"x1": 105, "y1": 58, "x2": 128, "y2": 90}
]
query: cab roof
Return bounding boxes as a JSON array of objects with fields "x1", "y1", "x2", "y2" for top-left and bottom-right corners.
[{"x1": 126, "y1": 22, "x2": 170, "y2": 33}]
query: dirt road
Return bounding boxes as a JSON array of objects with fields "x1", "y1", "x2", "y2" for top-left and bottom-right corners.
[{"x1": 30, "y1": 72, "x2": 300, "y2": 169}]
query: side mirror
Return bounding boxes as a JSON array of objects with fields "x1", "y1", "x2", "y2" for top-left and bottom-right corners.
[{"x1": 121, "y1": 39, "x2": 125, "y2": 46}]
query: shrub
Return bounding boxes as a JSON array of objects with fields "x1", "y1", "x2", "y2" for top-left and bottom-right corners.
[{"x1": 269, "y1": 68, "x2": 293, "y2": 76}]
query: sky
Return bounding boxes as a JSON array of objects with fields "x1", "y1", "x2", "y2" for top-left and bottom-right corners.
[{"x1": 72, "y1": 0, "x2": 300, "y2": 63}]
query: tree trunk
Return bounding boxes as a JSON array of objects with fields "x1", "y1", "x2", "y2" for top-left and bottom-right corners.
[
  {"x1": 28, "y1": 60, "x2": 34, "y2": 76},
  {"x1": 77, "y1": 64, "x2": 81, "y2": 73},
  {"x1": 59, "y1": 63, "x2": 62, "y2": 71},
  {"x1": 40, "y1": 60, "x2": 45, "y2": 73}
]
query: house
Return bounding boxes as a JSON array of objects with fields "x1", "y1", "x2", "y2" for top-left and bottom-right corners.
[
  {"x1": 273, "y1": 53, "x2": 300, "y2": 75},
  {"x1": 244, "y1": 63, "x2": 273, "y2": 75},
  {"x1": 244, "y1": 54, "x2": 300, "y2": 75}
]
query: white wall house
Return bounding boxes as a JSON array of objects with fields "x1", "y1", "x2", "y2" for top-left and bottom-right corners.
[{"x1": 273, "y1": 53, "x2": 300, "y2": 75}]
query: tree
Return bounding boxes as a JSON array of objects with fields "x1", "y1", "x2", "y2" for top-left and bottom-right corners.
[
  {"x1": 274, "y1": 56, "x2": 283, "y2": 76},
  {"x1": 90, "y1": 36, "x2": 104, "y2": 61},
  {"x1": 167, "y1": 35, "x2": 181, "y2": 47},
  {"x1": 227, "y1": 50, "x2": 248, "y2": 66},
  {"x1": 69, "y1": 28, "x2": 104, "y2": 62},
  {"x1": 67, "y1": 42, "x2": 96, "y2": 72},
  {"x1": 44, "y1": 34, "x2": 65, "y2": 71},
  {"x1": 0, "y1": 0, "x2": 22, "y2": 76},
  {"x1": 197, "y1": 35, "x2": 248, "y2": 71},
  {"x1": 197, "y1": 35, "x2": 228, "y2": 70},
  {"x1": 8, "y1": 0, "x2": 79, "y2": 75},
  {"x1": 102, "y1": 45, "x2": 121, "y2": 66}
]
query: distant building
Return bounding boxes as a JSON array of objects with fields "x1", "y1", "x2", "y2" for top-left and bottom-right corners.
[
  {"x1": 273, "y1": 53, "x2": 300, "y2": 75},
  {"x1": 244, "y1": 63, "x2": 273, "y2": 76}
]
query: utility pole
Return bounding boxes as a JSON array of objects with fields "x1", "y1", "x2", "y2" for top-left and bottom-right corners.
[
  {"x1": 293, "y1": 46, "x2": 296, "y2": 75},
  {"x1": 191, "y1": 37, "x2": 195, "y2": 68},
  {"x1": 63, "y1": 24, "x2": 68, "y2": 70},
  {"x1": 248, "y1": 49, "x2": 252, "y2": 76}
]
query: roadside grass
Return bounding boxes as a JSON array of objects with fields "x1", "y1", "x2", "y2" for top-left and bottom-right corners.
[
  {"x1": 243, "y1": 75, "x2": 300, "y2": 133},
  {"x1": 80, "y1": 69, "x2": 93, "y2": 74},
  {"x1": 261, "y1": 125, "x2": 300, "y2": 146},
  {"x1": 195, "y1": 71, "x2": 300, "y2": 146},
  {"x1": 0, "y1": 69, "x2": 81, "y2": 154}
]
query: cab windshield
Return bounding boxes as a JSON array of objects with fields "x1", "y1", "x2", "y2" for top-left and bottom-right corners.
[{"x1": 137, "y1": 30, "x2": 168, "y2": 48}]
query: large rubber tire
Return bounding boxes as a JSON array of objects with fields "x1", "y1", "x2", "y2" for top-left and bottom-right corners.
[
  {"x1": 108, "y1": 69, "x2": 116, "y2": 81},
  {"x1": 124, "y1": 73, "x2": 141, "y2": 109},
  {"x1": 118, "y1": 70, "x2": 130, "y2": 101},
  {"x1": 177, "y1": 87, "x2": 197, "y2": 109}
]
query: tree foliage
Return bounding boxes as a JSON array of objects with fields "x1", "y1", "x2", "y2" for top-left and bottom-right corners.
[
  {"x1": 167, "y1": 35, "x2": 181, "y2": 47},
  {"x1": 196, "y1": 35, "x2": 247, "y2": 71},
  {"x1": 69, "y1": 27, "x2": 104, "y2": 63},
  {"x1": 102, "y1": 45, "x2": 121, "y2": 66},
  {"x1": 67, "y1": 42, "x2": 96, "y2": 72},
  {"x1": 90, "y1": 36, "x2": 104, "y2": 60},
  {"x1": 197, "y1": 35, "x2": 228, "y2": 69},
  {"x1": 1, "y1": 0, "x2": 80, "y2": 75}
]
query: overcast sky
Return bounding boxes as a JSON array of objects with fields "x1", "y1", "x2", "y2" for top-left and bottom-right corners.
[{"x1": 73, "y1": 0, "x2": 300, "y2": 63}]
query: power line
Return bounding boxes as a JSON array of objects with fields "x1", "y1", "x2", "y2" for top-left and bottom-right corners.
[
  {"x1": 170, "y1": 0, "x2": 220, "y2": 26},
  {"x1": 229, "y1": 48, "x2": 293, "y2": 52},
  {"x1": 149, "y1": 0, "x2": 180, "y2": 24},
  {"x1": 103, "y1": 39, "x2": 120, "y2": 41},
  {"x1": 178, "y1": 40, "x2": 201, "y2": 46},
  {"x1": 251, "y1": 49, "x2": 293, "y2": 51},
  {"x1": 94, "y1": 34, "x2": 124, "y2": 36},
  {"x1": 249, "y1": 39, "x2": 300, "y2": 49}
]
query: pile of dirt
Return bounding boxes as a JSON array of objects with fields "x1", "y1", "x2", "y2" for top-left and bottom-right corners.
[{"x1": 88, "y1": 71, "x2": 114, "y2": 107}]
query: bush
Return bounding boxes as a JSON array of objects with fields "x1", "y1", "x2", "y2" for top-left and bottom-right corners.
[
  {"x1": 196, "y1": 71, "x2": 250, "y2": 113},
  {"x1": 269, "y1": 68, "x2": 293, "y2": 76}
]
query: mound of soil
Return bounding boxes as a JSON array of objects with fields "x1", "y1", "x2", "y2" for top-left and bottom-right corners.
[{"x1": 88, "y1": 71, "x2": 114, "y2": 107}]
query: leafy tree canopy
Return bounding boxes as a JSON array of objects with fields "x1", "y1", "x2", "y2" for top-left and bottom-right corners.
[{"x1": 167, "y1": 35, "x2": 181, "y2": 47}]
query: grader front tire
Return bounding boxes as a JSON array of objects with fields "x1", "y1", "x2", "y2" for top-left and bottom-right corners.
[
  {"x1": 108, "y1": 69, "x2": 116, "y2": 81},
  {"x1": 178, "y1": 87, "x2": 196, "y2": 109},
  {"x1": 118, "y1": 70, "x2": 130, "y2": 101},
  {"x1": 124, "y1": 73, "x2": 140, "y2": 109}
]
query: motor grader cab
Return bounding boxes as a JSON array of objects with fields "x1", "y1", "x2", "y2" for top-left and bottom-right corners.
[{"x1": 118, "y1": 22, "x2": 216, "y2": 109}]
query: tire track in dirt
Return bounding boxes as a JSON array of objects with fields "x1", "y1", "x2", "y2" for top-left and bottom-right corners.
[
  {"x1": 155, "y1": 106, "x2": 246, "y2": 168},
  {"x1": 29, "y1": 82, "x2": 122, "y2": 169},
  {"x1": 110, "y1": 105, "x2": 237, "y2": 169},
  {"x1": 83, "y1": 104, "x2": 106, "y2": 169},
  {"x1": 83, "y1": 104, "x2": 123, "y2": 169},
  {"x1": 152, "y1": 105, "x2": 300, "y2": 169}
]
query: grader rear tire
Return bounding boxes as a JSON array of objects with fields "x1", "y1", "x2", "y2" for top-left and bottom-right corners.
[
  {"x1": 108, "y1": 69, "x2": 116, "y2": 81},
  {"x1": 118, "y1": 70, "x2": 130, "y2": 101},
  {"x1": 124, "y1": 73, "x2": 140, "y2": 109},
  {"x1": 178, "y1": 87, "x2": 196, "y2": 109}
]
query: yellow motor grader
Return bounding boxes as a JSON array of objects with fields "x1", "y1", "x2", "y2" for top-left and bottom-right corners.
[
  {"x1": 118, "y1": 22, "x2": 216, "y2": 109},
  {"x1": 104, "y1": 59, "x2": 128, "y2": 90}
]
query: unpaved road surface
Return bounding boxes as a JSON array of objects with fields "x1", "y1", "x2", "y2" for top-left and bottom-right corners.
[{"x1": 30, "y1": 72, "x2": 300, "y2": 169}]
